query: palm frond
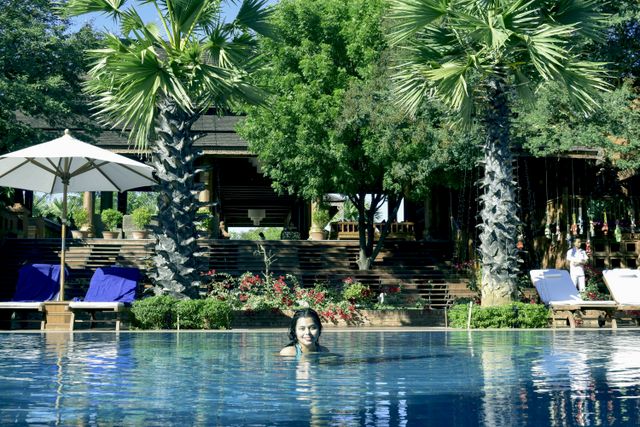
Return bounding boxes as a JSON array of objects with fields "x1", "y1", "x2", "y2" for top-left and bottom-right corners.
[
  {"x1": 511, "y1": 68, "x2": 535, "y2": 105},
  {"x1": 160, "y1": 0, "x2": 217, "y2": 47},
  {"x1": 559, "y1": 60, "x2": 611, "y2": 115},
  {"x1": 85, "y1": 36, "x2": 193, "y2": 149},
  {"x1": 387, "y1": 0, "x2": 449, "y2": 46},
  {"x1": 233, "y1": 0, "x2": 275, "y2": 38},
  {"x1": 204, "y1": 27, "x2": 256, "y2": 69},
  {"x1": 523, "y1": 23, "x2": 575, "y2": 79},
  {"x1": 542, "y1": 0, "x2": 607, "y2": 39},
  {"x1": 424, "y1": 60, "x2": 474, "y2": 121},
  {"x1": 62, "y1": 0, "x2": 125, "y2": 17},
  {"x1": 391, "y1": 61, "x2": 434, "y2": 117}
]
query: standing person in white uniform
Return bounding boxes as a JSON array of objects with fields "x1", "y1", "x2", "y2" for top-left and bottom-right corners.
[{"x1": 566, "y1": 238, "x2": 589, "y2": 292}]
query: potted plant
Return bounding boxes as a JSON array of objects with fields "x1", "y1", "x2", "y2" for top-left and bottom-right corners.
[
  {"x1": 310, "y1": 205, "x2": 331, "y2": 240},
  {"x1": 101, "y1": 208, "x2": 123, "y2": 239},
  {"x1": 70, "y1": 208, "x2": 89, "y2": 239},
  {"x1": 130, "y1": 206, "x2": 154, "y2": 239}
]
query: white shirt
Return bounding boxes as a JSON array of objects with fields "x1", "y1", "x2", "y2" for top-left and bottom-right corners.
[{"x1": 566, "y1": 247, "x2": 588, "y2": 276}]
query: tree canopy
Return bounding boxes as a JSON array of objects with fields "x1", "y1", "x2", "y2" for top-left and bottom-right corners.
[
  {"x1": 0, "y1": 0, "x2": 98, "y2": 153},
  {"x1": 239, "y1": 0, "x2": 476, "y2": 269}
]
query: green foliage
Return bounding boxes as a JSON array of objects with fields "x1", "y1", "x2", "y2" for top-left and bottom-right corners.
[
  {"x1": 0, "y1": 0, "x2": 99, "y2": 154},
  {"x1": 582, "y1": 265, "x2": 612, "y2": 301},
  {"x1": 70, "y1": 207, "x2": 89, "y2": 229},
  {"x1": 131, "y1": 295, "x2": 232, "y2": 330},
  {"x1": 100, "y1": 208, "x2": 123, "y2": 231},
  {"x1": 127, "y1": 192, "x2": 157, "y2": 214},
  {"x1": 196, "y1": 207, "x2": 213, "y2": 233},
  {"x1": 516, "y1": 82, "x2": 640, "y2": 172},
  {"x1": 32, "y1": 193, "x2": 83, "y2": 221},
  {"x1": 312, "y1": 205, "x2": 331, "y2": 229},
  {"x1": 131, "y1": 295, "x2": 178, "y2": 329},
  {"x1": 176, "y1": 299, "x2": 205, "y2": 329},
  {"x1": 131, "y1": 206, "x2": 153, "y2": 229},
  {"x1": 448, "y1": 302, "x2": 550, "y2": 329},
  {"x1": 240, "y1": 0, "x2": 476, "y2": 269},
  {"x1": 342, "y1": 280, "x2": 374, "y2": 306},
  {"x1": 200, "y1": 298, "x2": 232, "y2": 329},
  {"x1": 230, "y1": 227, "x2": 282, "y2": 240}
]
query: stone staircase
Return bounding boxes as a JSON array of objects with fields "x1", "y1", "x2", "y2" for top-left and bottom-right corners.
[{"x1": 1, "y1": 238, "x2": 473, "y2": 307}]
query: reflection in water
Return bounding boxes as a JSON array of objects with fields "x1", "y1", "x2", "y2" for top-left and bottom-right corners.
[{"x1": 1, "y1": 331, "x2": 640, "y2": 425}]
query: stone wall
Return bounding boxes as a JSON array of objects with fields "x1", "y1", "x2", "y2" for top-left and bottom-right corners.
[{"x1": 230, "y1": 309, "x2": 447, "y2": 329}]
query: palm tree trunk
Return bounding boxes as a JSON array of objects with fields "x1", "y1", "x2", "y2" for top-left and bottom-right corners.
[
  {"x1": 148, "y1": 97, "x2": 204, "y2": 299},
  {"x1": 478, "y1": 76, "x2": 519, "y2": 306}
]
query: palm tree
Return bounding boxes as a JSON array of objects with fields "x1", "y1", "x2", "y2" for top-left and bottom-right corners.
[
  {"x1": 388, "y1": 0, "x2": 609, "y2": 306},
  {"x1": 64, "y1": 0, "x2": 273, "y2": 298}
]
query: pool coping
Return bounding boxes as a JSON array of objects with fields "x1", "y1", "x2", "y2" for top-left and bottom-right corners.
[{"x1": 2, "y1": 326, "x2": 640, "y2": 334}]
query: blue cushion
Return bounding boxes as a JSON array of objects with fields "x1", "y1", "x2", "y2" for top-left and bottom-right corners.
[
  {"x1": 84, "y1": 267, "x2": 139, "y2": 303},
  {"x1": 12, "y1": 264, "x2": 61, "y2": 302}
]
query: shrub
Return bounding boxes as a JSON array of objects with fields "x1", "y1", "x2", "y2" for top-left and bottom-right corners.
[
  {"x1": 71, "y1": 208, "x2": 89, "y2": 229},
  {"x1": 131, "y1": 206, "x2": 153, "y2": 229},
  {"x1": 176, "y1": 299, "x2": 206, "y2": 329},
  {"x1": 101, "y1": 208, "x2": 123, "y2": 231},
  {"x1": 342, "y1": 279, "x2": 373, "y2": 307},
  {"x1": 131, "y1": 295, "x2": 178, "y2": 329},
  {"x1": 448, "y1": 302, "x2": 550, "y2": 328},
  {"x1": 312, "y1": 205, "x2": 331, "y2": 229},
  {"x1": 201, "y1": 299, "x2": 232, "y2": 329}
]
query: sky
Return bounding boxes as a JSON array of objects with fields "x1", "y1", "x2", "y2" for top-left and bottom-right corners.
[{"x1": 70, "y1": 1, "x2": 276, "y2": 34}]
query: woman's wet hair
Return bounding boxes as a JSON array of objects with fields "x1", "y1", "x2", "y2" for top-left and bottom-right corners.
[{"x1": 287, "y1": 308, "x2": 322, "y2": 346}]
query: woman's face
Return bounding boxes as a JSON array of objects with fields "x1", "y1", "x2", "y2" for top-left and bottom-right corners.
[{"x1": 295, "y1": 316, "x2": 320, "y2": 348}]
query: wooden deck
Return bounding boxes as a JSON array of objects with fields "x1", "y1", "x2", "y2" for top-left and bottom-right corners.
[{"x1": 0, "y1": 238, "x2": 474, "y2": 308}]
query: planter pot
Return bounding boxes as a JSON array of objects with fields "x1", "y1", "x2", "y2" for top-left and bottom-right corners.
[
  {"x1": 309, "y1": 229, "x2": 327, "y2": 241},
  {"x1": 102, "y1": 231, "x2": 119, "y2": 239},
  {"x1": 130, "y1": 230, "x2": 148, "y2": 239},
  {"x1": 70, "y1": 230, "x2": 86, "y2": 239}
]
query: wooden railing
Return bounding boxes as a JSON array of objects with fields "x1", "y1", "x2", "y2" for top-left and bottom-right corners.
[{"x1": 330, "y1": 221, "x2": 416, "y2": 241}]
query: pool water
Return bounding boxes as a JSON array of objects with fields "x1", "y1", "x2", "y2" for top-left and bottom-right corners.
[{"x1": 1, "y1": 330, "x2": 640, "y2": 426}]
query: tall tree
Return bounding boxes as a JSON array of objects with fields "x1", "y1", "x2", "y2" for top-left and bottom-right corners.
[
  {"x1": 0, "y1": 0, "x2": 97, "y2": 153},
  {"x1": 240, "y1": 0, "x2": 474, "y2": 269},
  {"x1": 64, "y1": 0, "x2": 273, "y2": 298},
  {"x1": 389, "y1": 0, "x2": 609, "y2": 306}
]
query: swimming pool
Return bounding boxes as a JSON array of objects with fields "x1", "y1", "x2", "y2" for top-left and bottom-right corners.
[{"x1": 0, "y1": 330, "x2": 639, "y2": 426}]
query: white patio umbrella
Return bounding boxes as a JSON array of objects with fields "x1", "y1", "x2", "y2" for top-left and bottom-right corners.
[{"x1": 0, "y1": 129, "x2": 156, "y2": 300}]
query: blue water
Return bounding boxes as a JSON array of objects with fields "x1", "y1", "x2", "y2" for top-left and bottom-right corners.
[{"x1": 1, "y1": 331, "x2": 640, "y2": 426}]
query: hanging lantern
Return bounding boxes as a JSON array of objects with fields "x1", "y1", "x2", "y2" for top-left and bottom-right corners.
[
  {"x1": 571, "y1": 213, "x2": 578, "y2": 236},
  {"x1": 544, "y1": 224, "x2": 551, "y2": 240},
  {"x1": 630, "y1": 209, "x2": 636, "y2": 233},
  {"x1": 614, "y1": 220, "x2": 622, "y2": 243},
  {"x1": 602, "y1": 211, "x2": 609, "y2": 235},
  {"x1": 578, "y1": 206, "x2": 584, "y2": 235},
  {"x1": 586, "y1": 239, "x2": 592, "y2": 256},
  {"x1": 590, "y1": 219, "x2": 595, "y2": 236},
  {"x1": 516, "y1": 231, "x2": 524, "y2": 250}
]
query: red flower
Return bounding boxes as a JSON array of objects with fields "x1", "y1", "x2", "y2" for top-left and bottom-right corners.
[{"x1": 239, "y1": 294, "x2": 249, "y2": 302}]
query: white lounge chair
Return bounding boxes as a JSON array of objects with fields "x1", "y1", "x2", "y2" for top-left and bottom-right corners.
[
  {"x1": 530, "y1": 269, "x2": 617, "y2": 328},
  {"x1": 602, "y1": 269, "x2": 640, "y2": 308},
  {"x1": 602, "y1": 269, "x2": 640, "y2": 326}
]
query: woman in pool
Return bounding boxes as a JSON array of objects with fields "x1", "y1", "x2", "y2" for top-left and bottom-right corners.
[{"x1": 280, "y1": 308, "x2": 330, "y2": 356}]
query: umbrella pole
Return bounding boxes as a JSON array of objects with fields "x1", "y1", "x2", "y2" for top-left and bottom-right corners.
[{"x1": 60, "y1": 183, "x2": 67, "y2": 301}]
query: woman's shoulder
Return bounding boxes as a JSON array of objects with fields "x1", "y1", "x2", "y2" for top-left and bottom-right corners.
[
  {"x1": 318, "y1": 345, "x2": 330, "y2": 353},
  {"x1": 279, "y1": 345, "x2": 297, "y2": 356}
]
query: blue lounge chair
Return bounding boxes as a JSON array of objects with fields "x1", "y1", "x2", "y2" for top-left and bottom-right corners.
[
  {"x1": 68, "y1": 267, "x2": 139, "y2": 331},
  {"x1": 0, "y1": 264, "x2": 62, "y2": 330}
]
